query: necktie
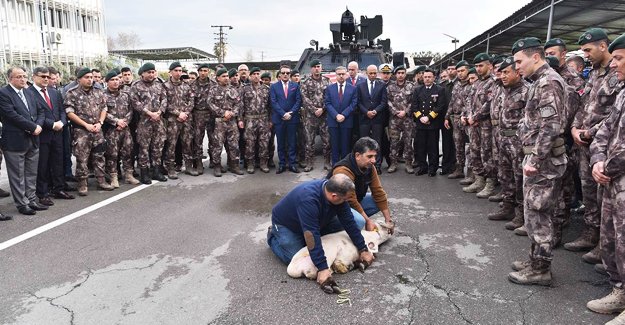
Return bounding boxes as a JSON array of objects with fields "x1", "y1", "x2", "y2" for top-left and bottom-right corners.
[
  {"x1": 369, "y1": 81, "x2": 374, "y2": 96},
  {"x1": 18, "y1": 90, "x2": 28, "y2": 108},
  {"x1": 339, "y1": 83, "x2": 343, "y2": 102},
  {"x1": 41, "y1": 87, "x2": 52, "y2": 109},
  {"x1": 352, "y1": 78, "x2": 356, "y2": 86},
  {"x1": 283, "y1": 82, "x2": 288, "y2": 98}
]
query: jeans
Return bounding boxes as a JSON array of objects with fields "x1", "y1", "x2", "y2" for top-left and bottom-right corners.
[{"x1": 350, "y1": 193, "x2": 380, "y2": 224}]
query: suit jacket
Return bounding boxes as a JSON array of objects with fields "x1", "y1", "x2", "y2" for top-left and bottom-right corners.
[
  {"x1": 357, "y1": 79, "x2": 388, "y2": 125},
  {"x1": 270, "y1": 80, "x2": 301, "y2": 125},
  {"x1": 325, "y1": 82, "x2": 357, "y2": 129},
  {"x1": 26, "y1": 85, "x2": 66, "y2": 144},
  {"x1": 347, "y1": 75, "x2": 366, "y2": 87},
  {"x1": 411, "y1": 84, "x2": 447, "y2": 130},
  {"x1": 0, "y1": 85, "x2": 45, "y2": 151}
]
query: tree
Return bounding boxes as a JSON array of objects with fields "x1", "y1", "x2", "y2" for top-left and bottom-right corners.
[
  {"x1": 213, "y1": 42, "x2": 227, "y2": 63},
  {"x1": 108, "y1": 31, "x2": 142, "y2": 50},
  {"x1": 245, "y1": 49, "x2": 254, "y2": 62}
]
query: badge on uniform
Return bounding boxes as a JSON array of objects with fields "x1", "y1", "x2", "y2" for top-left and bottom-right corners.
[
  {"x1": 609, "y1": 75, "x2": 618, "y2": 88},
  {"x1": 431, "y1": 94, "x2": 438, "y2": 103}
]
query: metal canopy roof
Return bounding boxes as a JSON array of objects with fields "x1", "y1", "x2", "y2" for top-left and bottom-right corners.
[
  {"x1": 109, "y1": 47, "x2": 217, "y2": 61},
  {"x1": 434, "y1": 0, "x2": 625, "y2": 68}
]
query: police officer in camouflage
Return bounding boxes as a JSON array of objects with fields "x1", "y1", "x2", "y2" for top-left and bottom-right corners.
[
  {"x1": 64, "y1": 67, "x2": 114, "y2": 195},
  {"x1": 387, "y1": 65, "x2": 415, "y2": 174},
  {"x1": 300, "y1": 59, "x2": 331, "y2": 172},
  {"x1": 239, "y1": 67, "x2": 272, "y2": 174},
  {"x1": 508, "y1": 37, "x2": 567, "y2": 286},
  {"x1": 445, "y1": 60, "x2": 472, "y2": 179},
  {"x1": 190, "y1": 64, "x2": 216, "y2": 175},
  {"x1": 129, "y1": 62, "x2": 168, "y2": 184}
]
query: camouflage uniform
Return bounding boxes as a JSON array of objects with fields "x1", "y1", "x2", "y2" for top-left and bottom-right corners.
[
  {"x1": 129, "y1": 78, "x2": 168, "y2": 169},
  {"x1": 64, "y1": 86, "x2": 107, "y2": 179},
  {"x1": 519, "y1": 63, "x2": 567, "y2": 265},
  {"x1": 163, "y1": 78, "x2": 194, "y2": 172},
  {"x1": 103, "y1": 88, "x2": 134, "y2": 175},
  {"x1": 209, "y1": 84, "x2": 241, "y2": 167},
  {"x1": 590, "y1": 88, "x2": 625, "y2": 287},
  {"x1": 240, "y1": 82, "x2": 271, "y2": 165},
  {"x1": 446, "y1": 80, "x2": 471, "y2": 171},
  {"x1": 190, "y1": 77, "x2": 216, "y2": 163},
  {"x1": 467, "y1": 74, "x2": 496, "y2": 178},
  {"x1": 490, "y1": 80, "x2": 505, "y2": 175},
  {"x1": 300, "y1": 75, "x2": 331, "y2": 169},
  {"x1": 387, "y1": 80, "x2": 416, "y2": 166}
]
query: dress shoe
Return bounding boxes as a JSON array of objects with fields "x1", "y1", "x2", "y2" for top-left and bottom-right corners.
[
  {"x1": 289, "y1": 166, "x2": 300, "y2": 173},
  {"x1": 428, "y1": 171, "x2": 437, "y2": 177},
  {"x1": 64, "y1": 183, "x2": 78, "y2": 192},
  {"x1": 39, "y1": 196, "x2": 54, "y2": 206},
  {"x1": 276, "y1": 166, "x2": 286, "y2": 174},
  {"x1": 18, "y1": 206, "x2": 36, "y2": 215},
  {"x1": 439, "y1": 169, "x2": 451, "y2": 175},
  {"x1": 0, "y1": 187, "x2": 10, "y2": 197},
  {"x1": 52, "y1": 191, "x2": 75, "y2": 200},
  {"x1": 0, "y1": 212, "x2": 12, "y2": 221},
  {"x1": 416, "y1": 169, "x2": 428, "y2": 176},
  {"x1": 29, "y1": 201, "x2": 49, "y2": 211},
  {"x1": 65, "y1": 175, "x2": 77, "y2": 182}
]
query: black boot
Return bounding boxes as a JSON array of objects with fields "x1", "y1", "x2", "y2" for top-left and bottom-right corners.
[
  {"x1": 152, "y1": 167, "x2": 167, "y2": 182},
  {"x1": 140, "y1": 168, "x2": 152, "y2": 185}
]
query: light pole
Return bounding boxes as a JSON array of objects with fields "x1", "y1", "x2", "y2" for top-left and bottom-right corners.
[
  {"x1": 211, "y1": 25, "x2": 233, "y2": 63},
  {"x1": 443, "y1": 33, "x2": 459, "y2": 51}
]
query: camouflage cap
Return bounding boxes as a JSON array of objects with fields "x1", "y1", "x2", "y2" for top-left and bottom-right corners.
[
  {"x1": 76, "y1": 67, "x2": 91, "y2": 79},
  {"x1": 544, "y1": 38, "x2": 566, "y2": 50},
  {"x1": 393, "y1": 65, "x2": 406, "y2": 74},
  {"x1": 455, "y1": 60, "x2": 470, "y2": 69},
  {"x1": 497, "y1": 56, "x2": 515, "y2": 72},
  {"x1": 197, "y1": 63, "x2": 210, "y2": 70},
  {"x1": 249, "y1": 67, "x2": 261, "y2": 74},
  {"x1": 139, "y1": 62, "x2": 156, "y2": 74},
  {"x1": 468, "y1": 67, "x2": 477, "y2": 75},
  {"x1": 511, "y1": 37, "x2": 542, "y2": 54},
  {"x1": 215, "y1": 68, "x2": 228, "y2": 77},
  {"x1": 228, "y1": 68, "x2": 237, "y2": 78},
  {"x1": 104, "y1": 69, "x2": 119, "y2": 82},
  {"x1": 473, "y1": 52, "x2": 491, "y2": 64},
  {"x1": 169, "y1": 61, "x2": 181, "y2": 71},
  {"x1": 379, "y1": 63, "x2": 393, "y2": 73},
  {"x1": 309, "y1": 59, "x2": 321, "y2": 67},
  {"x1": 260, "y1": 72, "x2": 271, "y2": 79},
  {"x1": 545, "y1": 56, "x2": 560, "y2": 69},
  {"x1": 415, "y1": 65, "x2": 426, "y2": 73},
  {"x1": 608, "y1": 33, "x2": 625, "y2": 53},
  {"x1": 578, "y1": 28, "x2": 609, "y2": 45}
]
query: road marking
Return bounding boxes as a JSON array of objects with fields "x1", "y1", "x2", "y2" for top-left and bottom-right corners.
[{"x1": 0, "y1": 183, "x2": 153, "y2": 252}]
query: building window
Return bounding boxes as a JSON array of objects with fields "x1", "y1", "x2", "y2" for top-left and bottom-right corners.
[
  {"x1": 25, "y1": 2, "x2": 34, "y2": 23},
  {"x1": 82, "y1": 14, "x2": 87, "y2": 32}
]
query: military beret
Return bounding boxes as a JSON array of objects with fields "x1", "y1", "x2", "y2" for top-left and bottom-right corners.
[
  {"x1": 104, "y1": 69, "x2": 119, "y2": 82},
  {"x1": 139, "y1": 62, "x2": 156, "y2": 74},
  {"x1": 76, "y1": 67, "x2": 91, "y2": 79},
  {"x1": 608, "y1": 33, "x2": 625, "y2": 53},
  {"x1": 168, "y1": 61, "x2": 181, "y2": 71},
  {"x1": 473, "y1": 52, "x2": 491, "y2": 64},
  {"x1": 228, "y1": 68, "x2": 237, "y2": 78},
  {"x1": 468, "y1": 67, "x2": 477, "y2": 75},
  {"x1": 291, "y1": 69, "x2": 300, "y2": 76},
  {"x1": 215, "y1": 68, "x2": 228, "y2": 77},
  {"x1": 578, "y1": 28, "x2": 609, "y2": 45},
  {"x1": 197, "y1": 63, "x2": 210, "y2": 70},
  {"x1": 544, "y1": 38, "x2": 566, "y2": 49},
  {"x1": 545, "y1": 56, "x2": 560, "y2": 69},
  {"x1": 379, "y1": 63, "x2": 393, "y2": 73},
  {"x1": 512, "y1": 37, "x2": 542, "y2": 54},
  {"x1": 309, "y1": 59, "x2": 321, "y2": 67},
  {"x1": 497, "y1": 56, "x2": 515, "y2": 72},
  {"x1": 260, "y1": 72, "x2": 271, "y2": 79},
  {"x1": 415, "y1": 65, "x2": 426, "y2": 73},
  {"x1": 492, "y1": 54, "x2": 506, "y2": 66},
  {"x1": 455, "y1": 60, "x2": 470, "y2": 69},
  {"x1": 393, "y1": 65, "x2": 406, "y2": 74},
  {"x1": 249, "y1": 67, "x2": 261, "y2": 74}
]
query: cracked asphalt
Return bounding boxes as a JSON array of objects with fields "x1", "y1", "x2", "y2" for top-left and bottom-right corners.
[{"x1": 0, "y1": 160, "x2": 617, "y2": 324}]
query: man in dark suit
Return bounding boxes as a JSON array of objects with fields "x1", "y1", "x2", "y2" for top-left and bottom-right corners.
[
  {"x1": 0, "y1": 67, "x2": 47, "y2": 215},
  {"x1": 440, "y1": 62, "x2": 458, "y2": 175},
  {"x1": 270, "y1": 66, "x2": 302, "y2": 173},
  {"x1": 357, "y1": 65, "x2": 388, "y2": 172},
  {"x1": 325, "y1": 66, "x2": 358, "y2": 164},
  {"x1": 27, "y1": 67, "x2": 74, "y2": 206},
  {"x1": 347, "y1": 61, "x2": 367, "y2": 87},
  {"x1": 411, "y1": 69, "x2": 447, "y2": 177}
]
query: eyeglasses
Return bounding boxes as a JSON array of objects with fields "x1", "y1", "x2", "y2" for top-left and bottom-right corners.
[
  {"x1": 36, "y1": 75, "x2": 51, "y2": 79},
  {"x1": 280, "y1": 72, "x2": 291, "y2": 75}
]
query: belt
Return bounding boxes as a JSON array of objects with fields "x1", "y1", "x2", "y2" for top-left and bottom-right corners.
[
  {"x1": 244, "y1": 114, "x2": 267, "y2": 120},
  {"x1": 500, "y1": 129, "x2": 517, "y2": 137},
  {"x1": 215, "y1": 117, "x2": 236, "y2": 123},
  {"x1": 491, "y1": 119, "x2": 499, "y2": 126},
  {"x1": 523, "y1": 137, "x2": 566, "y2": 156}
]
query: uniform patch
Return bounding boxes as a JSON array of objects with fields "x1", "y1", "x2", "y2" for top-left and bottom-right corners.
[{"x1": 539, "y1": 106, "x2": 557, "y2": 118}]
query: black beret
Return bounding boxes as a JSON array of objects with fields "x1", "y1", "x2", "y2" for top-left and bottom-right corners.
[
  {"x1": 545, "y1": 56, "x2": 560, "y2": 69},
  {"x1": 544, "y1": 38, "x2": 566, "y2": 49},
  {"x1": 291, "y1": 69, "x2": 300, "y2": 76},
  {"x1": 260, "y1": 72, "x2": 271, "y2": 79},
  {"x1": 497, "y1": 56, "x2": 515, "y2": 72},
  {"x1": 309, "y1": 59, "x2": 321, "y2": 67},
  {"x1": 468, "y1": 67, "x2": 477, "y2": 75},
  {"x1": 105, "y1": 69, "x2": 119, "y2": 82},
  {"x1": 169, "y1": 61, "x2": 181, "y2": 71},
  {"x1": 393, "y1": 65, "x2": 406, "y2": 74},
  {"x1": 215, "y1": 68, "x2": 228, "y2": 77},
  {"x1": 473, "y1": 52, "x2": 491, "y2": 64},
  {"x1": 197, "y1": 63, "x2": 210, "y2": 70},
  {"x1": 415, "y1": 65, "x2": 426, "y2": 73},
  {"x1": 608, "y1": 33, "x2": 625, "y2": 53},
  {"x1": 228, "y1": 68, "x2": 237, "y2": 78},
  {"x1": 76, "y1": 67, "x2": 91, "y2": 79},
  {"x1": 512, "y1": 37, "x2": 542, "y2": 54},
  {"x1": 578, "y1": 28, "x2": 609, "y2": 45},
  {"x1": 139, "y1": 62, "x2": 156, "y2": 74},
  {"x1": 249, "y1": 67, "x2": 261, "y2": 74},
  {"x1": 455, "y1": 60, "x2": 470, "y2": 69}
]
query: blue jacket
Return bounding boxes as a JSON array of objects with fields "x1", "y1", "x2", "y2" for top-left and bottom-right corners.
[
  {"x1": 325, "y1": 82, "x2": 357, "y2": 129},
  {"x1": 272, "y1": 179, "x2": 366, "y2": 270},
  {"x1": 357, "y1": 79, "x2": 388, "y2": 125},
  {"x1": 0, "y1": 85, "x2": 45, "y2": 151},
  {"x1": 270, "y1": 80, "x2": 301, "y2": 125}
]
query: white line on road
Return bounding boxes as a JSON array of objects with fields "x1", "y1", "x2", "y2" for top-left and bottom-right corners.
[{"x1": 0, "y1": 183, "x2": 154, "y2": 252}]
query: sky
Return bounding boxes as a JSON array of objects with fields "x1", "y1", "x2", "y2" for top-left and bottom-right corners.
[{"x1": 104, "y1": 0, "x2": 532, "y2": 63}]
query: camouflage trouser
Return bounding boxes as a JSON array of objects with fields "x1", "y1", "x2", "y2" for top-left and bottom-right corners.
[
  {"x1": 600, "y1": 175, "x2": 625, "y2": 286},
  {"x1": 578, "y1": 145, "x2": 602, "y2": 229},
  {"x1": 165, "y1": 115, "x2": 194, "y2": 170},
  {"x1": 451, "y1": 116, "x2": 467, "y2": 168},
  {"x1": 136, "y1": 117, "x2": 166, "y2": 168},
  {"x1": 555, "y1": 145, "x2": 577, "y2": 224},
  {"x1": 479, "y1": 124, "x2": 495, "y2": 179},
  {"x1": 467, "y1": 126, "x2": 485, "y2": 176},
  {"x1": 389, "y1": 116, "x2": 414, "y2": 164},
  {"x1": 211, "y1": 119, "x2": 239, "y2": 166},
  {"x1": 297, "y1": 113, "x2": 306, "y2": 163},
  {"x1": 244, "y1": 118, "x2": 271, "y2": 162},
  {"x1": 491, "y1": 124, "x2": 499, "y2": 179},
  {"x1": 73, "y1": 127, "x2": 106, "y2": 178},
  {"x1": 193, "y1": 110, "x2": 212, "y2": 160},
  {"x1": 499, "y1": 135, "x2": 523, "y2": 207},
  {"x1": 303, "y1": 115, "x2": 330, "y2": 164},
  {"x1": 523, "y1": 153, "x2": 567, "y2": 261},
  {"x1": 104, "y1": 127, "x2": 134, "y2": 175}
]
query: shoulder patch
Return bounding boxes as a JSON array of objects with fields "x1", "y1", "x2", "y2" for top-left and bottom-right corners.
[{"x1": 539, "y1": 106, "x2": 557, "y2": 118}]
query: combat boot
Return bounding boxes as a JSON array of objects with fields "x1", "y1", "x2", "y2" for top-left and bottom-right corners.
[
  {"x1": 303, "y1": 160, "x2": 313, "y2": 172},
  {"x1": 487, "y1": 202, "x2": 515, "y2": 221},
  {"x1": 564, "y1": 227, "x2": 600, "y2": 252},
  {"x1": 405, "y1": 162, "x2": 414, "y2": 174},
  {"x1": 587, "y1": 287, "x2": 625, "y2": 314},
  {"x1": 124, "y1": 171, "x2": 140, "y2": 185},
  {"x1": 511, "y1": 259, "x2": 531, "y2": 271},
  {"x1": 97, "y1": 177, "x2": 114, "y2": 191},
  {"x1": 552, "y1": 223, "x2": 563, "y2": 248},
  {"x1": 606, "y1": 310, "x2": 625, "y2": 325},
  {"x1": 447, "y1": 165, "x2": 464, "y2": 179},
  {"x1": 324, "y1": 156, "x2": 332, "y2": 170},
  {"x1": 140, "y1": 168, "x2": 152, "y2": 185},
  {"x1": 77, "y1": 178, "x2": 88, "y2": 196},
  {"x1": 505, "y1": 207, "x2": 524, "y2": 230},
  {"x1": 229, "y1": 161, "x2": 244, "y2": 175},
  {"x1": 213, "y1": 165, "x2": 222, "y2": 177},
  {"x1": 488, "y1": 190, "x2": 504, "y2": 202},
  {"x1": 196, "y1": 158, "x2": 204, "y2": 175},
  {"x1": 476, "y1": 178, "x2": 496, "y2": 198},
  {"x1": 459, "y1": 170, "x2": 475, "y2": 185},
  {"x1": 508, "y1": 259, "x2": 552, "y2": 286},
  {"x1": 247, "y1": 160, "x2": 255, "y2": 174},
  {"x1": 387, "y1": 162, "x2": 398, "y2": 173},
  {"x1": 152, "y1": 168, "x2": 168, "y2": 182},
  {"x1": 582, "y1": 245, "x2": 602, "y2": 264},
  {"x1": 185, "y1": 160, "x2": 198, "y2": 176},
  {"x1": 109, "y1": 173, "x2": 120, "y2": 188},
  {"x1": 595, "y1": 263, "x2": 608, "y2": 275},
  {"x1": 463, "y1": 175, "x2": 485, "y2": 193},
  {"x1": 167, "y1": 169, "x2": 178, "y2": 180},
  {"x1": 260, "y1": 159, "x2": 270, "y2": 173},
  {"x1": 514, "y1": 225, "x2": 528, "y2": 236}
]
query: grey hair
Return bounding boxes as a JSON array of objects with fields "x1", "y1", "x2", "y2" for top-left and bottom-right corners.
[
  {"x1": 6, "y1": 66, "x2": 26, "y2": 79},
  {"x1": 326, "y1": 174, "x2": 355, "y2": 196},
  {"x1": 335, "y1": 66, "x2": 347, "y2": 72},
  {"x1": 352, "y1": 136, "x2": 379, "y2": 155}
]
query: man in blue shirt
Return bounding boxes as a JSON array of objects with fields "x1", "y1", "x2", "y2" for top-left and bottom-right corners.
[{"x1": 268, "y1": 174, "x2": 375, "y2": 285}]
